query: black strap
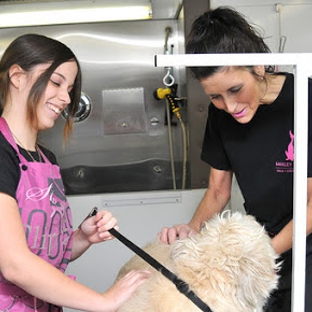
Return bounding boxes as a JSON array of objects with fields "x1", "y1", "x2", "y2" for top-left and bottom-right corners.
[{"x1": 108, "y1": 227, "x2": 212, "y2": 312}]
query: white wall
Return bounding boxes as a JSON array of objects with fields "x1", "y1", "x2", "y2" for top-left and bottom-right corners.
[{"x1": 210, "y1": 0, "x2": 312, "y2": 54}]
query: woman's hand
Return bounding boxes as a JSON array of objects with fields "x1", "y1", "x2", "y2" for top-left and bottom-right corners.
[
  {"x1": 158, "y1": 223, "x2": 198, "y2": 244},
  {"x1": 79, "y1": 210, "x2": 119, "y2": 244},
  {"x1": 102, "y1": 269, "x2": 151, "y2": 311}
]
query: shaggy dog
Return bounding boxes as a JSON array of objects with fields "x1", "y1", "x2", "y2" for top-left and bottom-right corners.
[{"x1": 116, "y1": 212, "x2": 280, "y2": 312}]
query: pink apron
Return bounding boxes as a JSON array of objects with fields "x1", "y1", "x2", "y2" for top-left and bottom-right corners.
[{"x1": 0, "y1": 117, "x2": 74, "y2": 311}]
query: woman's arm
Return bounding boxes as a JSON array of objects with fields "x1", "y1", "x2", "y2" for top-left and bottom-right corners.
[
  {"x1": 159, "y1": 168, "x2": 233, "y2": 244},
  {"x1": 0, "y1": 193, "x2": 149, "y2": 312},
  {"x1": 189, "y1": 167, "x2": 233, "y2": 231},
  {"x1": 271, "y1": 177, "x2": 312, "y2": 255}
]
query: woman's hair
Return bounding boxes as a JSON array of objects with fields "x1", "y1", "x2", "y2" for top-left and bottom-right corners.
[
  {"x1": 186, "y1": 7, "x2": 272, "y2": 80},
  {"x1": 0, "y1": 33, "x2": 82, "y2": 140}
]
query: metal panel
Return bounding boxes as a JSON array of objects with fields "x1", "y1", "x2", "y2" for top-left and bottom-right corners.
[{"x1": 102, "y1": 88, "x2": 146, "y2": 134}]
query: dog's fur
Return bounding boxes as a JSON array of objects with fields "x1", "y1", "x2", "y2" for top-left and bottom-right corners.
[{"x1": 116, "y1": 212, "x2": 280, "y2": 312}]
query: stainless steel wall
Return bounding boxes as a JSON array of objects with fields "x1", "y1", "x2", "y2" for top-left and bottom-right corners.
[{"x1": 0, "y1": 19, "x2": 188, "y2": 194}]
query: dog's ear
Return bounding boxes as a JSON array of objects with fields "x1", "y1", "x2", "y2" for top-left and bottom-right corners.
[
  {"x1": 234, "y1": 254, "x2": 280, "y2": 309},
  {"x1": 225, "y1": 215, "x2": 280, "y2": 309}
]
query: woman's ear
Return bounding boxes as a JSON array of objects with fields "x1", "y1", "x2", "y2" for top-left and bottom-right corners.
[
  {"x1": 9, "y1": 64, "x2": 25, "y2": 88},
  {"x1": 253, "y1": 65, "x2": 265, "y2": 77}
]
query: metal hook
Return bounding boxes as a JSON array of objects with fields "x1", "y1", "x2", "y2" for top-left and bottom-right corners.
[
  {"x1": 164, "y1": 27, "x2": 172, "y2": 54},
  {"x1": 279, "y1": 35, "x2": 287, "y2": 53},
  {"x1": 163, "y1": 67, "x2": 175, "y2": 87}
]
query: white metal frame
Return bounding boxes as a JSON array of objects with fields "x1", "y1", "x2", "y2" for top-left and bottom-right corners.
[{"x1": 155, "y1": 53, "x2": 312, "y2": 311}]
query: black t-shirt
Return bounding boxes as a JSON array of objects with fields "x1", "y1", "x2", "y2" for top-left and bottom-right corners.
[
  {"x1": 0, "y1": 132, "x2": 58, "y2": 199},
  {"x1": 201, "y1": 73, "x2": 312, "y2": 234}
]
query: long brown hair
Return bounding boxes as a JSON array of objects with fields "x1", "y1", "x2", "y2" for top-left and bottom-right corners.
[{"x1": 0, "y1": 33, "x2": 82, "y2": 140}]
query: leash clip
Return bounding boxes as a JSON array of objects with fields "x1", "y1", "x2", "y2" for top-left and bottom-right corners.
[{"x1": 78, "y1": 207, "x2": 98, "y2": 229}]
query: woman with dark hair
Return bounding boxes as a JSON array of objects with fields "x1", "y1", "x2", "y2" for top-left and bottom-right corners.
[
  {"x1": 0, "y1": 33, "x2": 149, "y2": 311},
  {"x1": 159, "y1": 7, "x2": 312, "y2": 311}
]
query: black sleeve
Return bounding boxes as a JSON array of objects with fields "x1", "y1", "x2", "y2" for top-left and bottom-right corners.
[
  {"x1": 201, "y1": 104, "x2": 232, "y2": 170},
  {"x1": 0, "y1": 133, "x2": 20, "y2": 199}
]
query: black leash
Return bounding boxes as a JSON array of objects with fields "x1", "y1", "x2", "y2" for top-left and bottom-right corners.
[
  {"x1": 108, "y1": 227, "x2": 212, "y2": 312},
  {"x1": 108, "y1": 226, "x2": 212, "y2": 312},
  {"x1": 84, "y1": 207, "x2": 212, "y2": 311}
]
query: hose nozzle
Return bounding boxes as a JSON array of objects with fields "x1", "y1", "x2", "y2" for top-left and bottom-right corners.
[{"x1": 154, "y1": 87, "x2": 172, "y2": 100}]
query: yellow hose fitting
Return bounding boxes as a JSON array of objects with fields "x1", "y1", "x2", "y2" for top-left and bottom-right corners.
[
  {"x1": 172, "y1": 107, "x2": 181, "y2": 119},
  {"x1": 155, "y1": 87, "x2": 172, "y2": 100}
]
